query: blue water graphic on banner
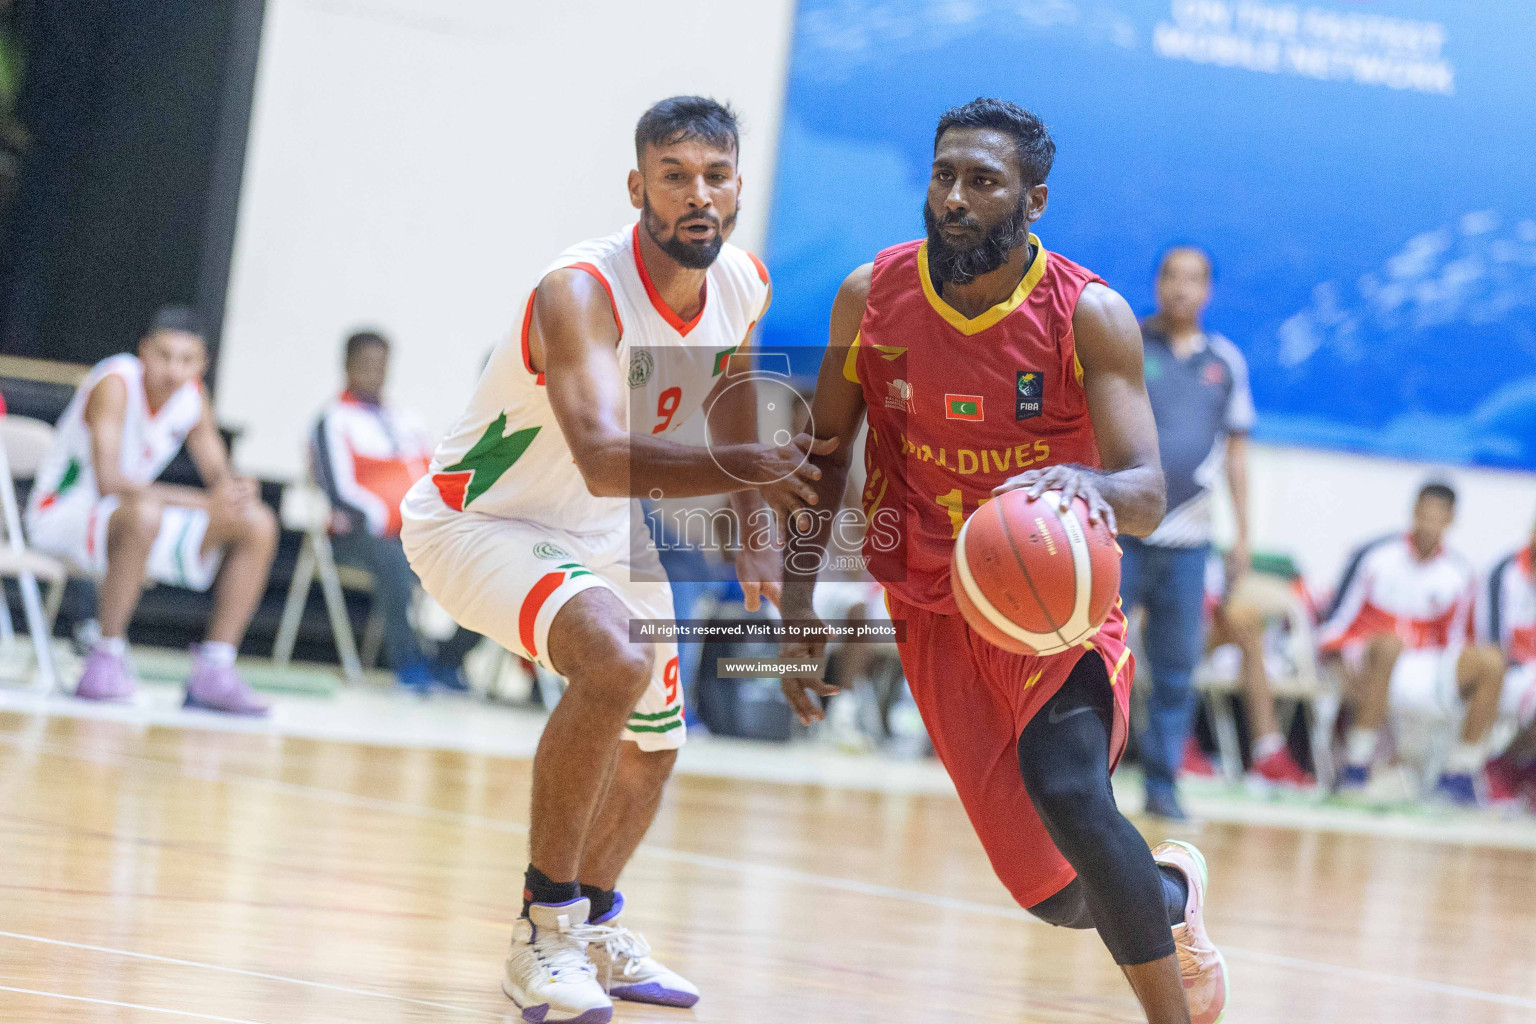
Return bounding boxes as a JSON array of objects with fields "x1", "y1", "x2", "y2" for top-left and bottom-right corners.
[{"x1": 762, "y1": 1, "x2": 1536, "y2": 470}]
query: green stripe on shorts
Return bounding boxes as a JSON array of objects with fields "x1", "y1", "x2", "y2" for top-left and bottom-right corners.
[
  {"x1": 629, "y1": 706, "x2": 681, "y2": 722},
  {"x1": 627, "y1": 717, "x2": 684, "y2": 734}
]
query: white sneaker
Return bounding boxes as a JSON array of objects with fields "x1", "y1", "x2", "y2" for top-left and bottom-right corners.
[
  {"x1": 502, "y1": 898, "x2": 613, "y2": 1023},
  {"x1": 581, "y1": 892, "x2": 700, "y2": 1008}
]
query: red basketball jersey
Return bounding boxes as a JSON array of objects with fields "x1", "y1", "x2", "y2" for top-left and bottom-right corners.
[{"x1": 851, "y1": 235, "x2": 1106, "y2": 614}]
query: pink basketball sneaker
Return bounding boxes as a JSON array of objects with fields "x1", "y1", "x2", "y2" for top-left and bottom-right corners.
[
  {"x1": 1153, "y1": 840, "x2": 1228, "y2": 1024},
  {"x1": 75, "y1": 644, "x2": 137, "y2": 702},
  {"x1": 184, "y1": 650, "x2": 270, "y2": 716}
]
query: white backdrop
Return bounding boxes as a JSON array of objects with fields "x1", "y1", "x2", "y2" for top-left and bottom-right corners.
[
  {"x1": 217, "y1": 0, "x2": 795, "y2": 479},
  {"x1": 216, "y1": 0, "x2": 1534, "y2": 588}
]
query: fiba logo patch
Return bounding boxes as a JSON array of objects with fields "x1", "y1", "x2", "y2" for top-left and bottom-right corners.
[
  {"x1": 627, "y1": 350, "x2": 654, "y2": 389},
  {"x1": 1016, "y1": 371, "x2": 1044, "y2": 420},
  {"x1": 532, "y1": 541, "x2": 572, "y2": 561}
]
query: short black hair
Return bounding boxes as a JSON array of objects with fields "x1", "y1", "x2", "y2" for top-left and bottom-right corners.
[
  {"x1": 1157, "y1": 244, "x2": 1215, "y2": 282},
  {"x1": 635, "y1": 96, "x2": 738, "y2": 165},
  {"x1": 1417, "y1": 480, "x2": 1457, "y2": 507},
  {"x1": 148, "y1": 304, "x2": 205, "y2": 338},
  {"x1": 345, "y1": 330, "x2": 389, "y2": 365},
  {"x1": 934, "y1": 98, "x2": 1055, "y2": 186}
]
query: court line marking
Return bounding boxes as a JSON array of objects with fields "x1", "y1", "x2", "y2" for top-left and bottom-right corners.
[
  {"x1": 0, "y1": 983, "x2": 272, "y2": 1024},
  {"x1": 0, "y1": 931, "x2": 502, "y2": 1018},
  {"x1": 8, "y1": 730, "x2": 1536, "y2": 1013}
]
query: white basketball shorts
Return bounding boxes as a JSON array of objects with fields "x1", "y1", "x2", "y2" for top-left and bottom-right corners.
[{"x1": 402, "y1": 507, "x2": 684, "y2": 750}]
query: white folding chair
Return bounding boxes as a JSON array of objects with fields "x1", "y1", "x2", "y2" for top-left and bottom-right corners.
[
  {"x1": 1195, "y1": 570, "x2": 1340, "y2": 786},
  {"x1": 270, "y1": 482, "x2": 383, "y2": 683},
  {"x1": 0, "y1": 415, "x2": 67, "y2": 690}
]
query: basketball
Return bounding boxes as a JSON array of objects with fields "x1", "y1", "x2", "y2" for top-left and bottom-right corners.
[{"x1": 951, "y1": 489, "x2": 1120, "y2": 655}]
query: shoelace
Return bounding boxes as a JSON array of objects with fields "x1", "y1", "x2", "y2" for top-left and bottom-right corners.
[
  {"x1": 571, "y1": 923, "x2": 652, "y2": 980},
  {"x1": 529, "y1": 925, "x2": 598, "y2": 980},
  {"x1": 1170, "y1": 923, "x2": 1207, "y2": 981}
]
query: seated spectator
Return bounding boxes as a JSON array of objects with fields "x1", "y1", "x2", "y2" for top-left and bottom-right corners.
[
  {"x1": 1484, "y1": 518, "x2": 1536, "y2": 805},
  {"x1": 1208, "y1": 559, "x2": 1317, "y2": 787},
  {"x1": 1317, "y1": 482, "x2": 1505, "y2": 805},
  {"x1": 312, "y1": 330, "x2": 478, "y2": 691},
  {"x1": 25, "y1": 306, "x2": 277, "y2": 714}
]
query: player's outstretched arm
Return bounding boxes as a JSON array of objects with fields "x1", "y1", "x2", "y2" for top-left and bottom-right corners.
[
  {"x1": 778, "y1": 264, "x2": 870, "y2": 724},
  {"x1": 992, "y1": 282, "x2": 1166, "y2": 537},
  {"x1": 533, "y1": 268, "x2": 831, "y2": 503}
]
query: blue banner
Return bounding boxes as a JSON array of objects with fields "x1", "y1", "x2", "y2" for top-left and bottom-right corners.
[{"x1": 763, "y1": 1, "x2": 1536, "y2": 469}]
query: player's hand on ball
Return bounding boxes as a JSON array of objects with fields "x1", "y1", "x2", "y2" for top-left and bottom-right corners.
[
  {"x1": 992, "y1": 464, "x2": 1117, "y2": 533},
  {"x1": 779, "y1": 619, "x2": 839, "y2": 725},
  {"x1": 757, "y1": 433, "x2": 838, "y2": 533}
]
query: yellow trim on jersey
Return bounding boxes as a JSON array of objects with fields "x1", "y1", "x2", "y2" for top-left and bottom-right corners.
[
  {"x1": 843, "y1": 331, "x2": 862, "y2": 384},
  {"x1": 1073, "y1": 351, "x2": 1084, "y2": 387},
  {"x1": 917, "y1": 234, "x2": 1049, "y2": 336}
]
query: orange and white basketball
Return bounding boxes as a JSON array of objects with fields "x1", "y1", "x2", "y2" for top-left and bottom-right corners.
[{"x1": 951, "y1": 489, "x2": 1120, "y2": 655}]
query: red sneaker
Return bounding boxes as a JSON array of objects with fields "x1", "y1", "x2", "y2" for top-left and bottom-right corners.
[
  {"x1": 1485, "y1": 755, "x2": 1527, "y2": 807},
  {"x1": 1182, "y1": 738, "x2": 1219, "y2": 779},
  {"x1": 1252, "y1": 747, "x2": 1314, "y2": 789}
]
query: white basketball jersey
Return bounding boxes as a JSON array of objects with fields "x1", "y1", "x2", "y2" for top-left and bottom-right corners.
[
  {"x1": 403, "y1": 223, "x2": 770, "y2": 532},
  {"x1": 27, "y1": 353, "x2": 204, "y2": 514}
]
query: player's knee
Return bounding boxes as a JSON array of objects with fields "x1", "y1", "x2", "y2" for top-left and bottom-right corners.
[
  {"x1": 243, "y1": 501, "x2": 278, "y2": 550},
  {"x1": 111, "y1": 494, "x2": 163, "y2": 547},
  {"x1": 1021, "y1": 766, "x2": 1109, "y2": 836},
  {"x1": 569, "y1": 637, "x2": 654, "y2": 714},
  {"x1": 1027, "y1": 879, "x2": 1095, "y2": 929},
  {"x1": 1366, "y1": 631, "x2": 1405, "y2": 661}
]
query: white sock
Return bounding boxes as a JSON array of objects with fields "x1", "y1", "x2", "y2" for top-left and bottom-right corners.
[
  {"x1": 95, "y1": 636, "x2": 127, "y2": 657},
  {"x1": 199, "y1": 641, "x2": 237, "y2": 667},
  {"x1": 1345, "y1": 727, "x2": 1379, "y2": 767},
  {"x1": 1445, "y1": 741, "x2": 1485, "y2": 775},
  {"x1": 1252, "y1": 732, "x2": 1286, "y2": 762}
]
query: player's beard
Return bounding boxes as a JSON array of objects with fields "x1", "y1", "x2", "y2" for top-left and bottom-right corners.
[
  {"x1": 923, "y1": 194, "x2": 1032, "y2": 286},
  {"x1": 642, "y1": 196, "x2": 736, "y2": 270}
]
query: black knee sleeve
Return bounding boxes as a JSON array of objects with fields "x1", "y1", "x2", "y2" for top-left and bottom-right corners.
[
  {"x1": 1027, "y1": 878, "x2": 1095, "y2": 929},
  {"x1": 1018, "y1": 655, "x2": 1177, "y2": 966}
]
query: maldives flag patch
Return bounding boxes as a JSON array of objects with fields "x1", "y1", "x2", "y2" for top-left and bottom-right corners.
[{"x1": 945, "y1": 394, "x2": 984, "y2": 421}]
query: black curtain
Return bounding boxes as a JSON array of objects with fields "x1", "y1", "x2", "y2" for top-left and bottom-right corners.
[{"x1": 0, "y1": 0, "x2": 263, "y2": 384}]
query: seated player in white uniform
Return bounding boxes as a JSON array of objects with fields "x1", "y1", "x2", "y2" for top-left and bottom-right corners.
[
  {"x1": 401, "y1": 97, "x2": 825, "y2": 1023},
  {"x1": 1316, "y1": 482, "x2": 1505, "y2": 805},
  {"x1": 25, "y1": 306, "x2": 278, "y2": 714},
  {"x1": 1483, "y1": 518, "x2": 1536, "y2": 801}
]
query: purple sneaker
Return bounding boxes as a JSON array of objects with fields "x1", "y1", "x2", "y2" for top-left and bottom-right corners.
[
  {"x1": 75, "y1": 645, "x2": 137, "y2": 702},
  {"x1": 184, "y1": 654, "x2": 270, "y2": 716}
]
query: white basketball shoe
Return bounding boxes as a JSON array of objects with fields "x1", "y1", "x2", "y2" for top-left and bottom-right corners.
[
  {"x1": 583, "y1": 892, "x2": 700, "y2": 1008},
  {"x1": 502, "y1": 898, "x2": 613, "y2": 1023}
]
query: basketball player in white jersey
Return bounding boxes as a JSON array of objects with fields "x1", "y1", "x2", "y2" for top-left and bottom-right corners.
[
  {"x1": 401, "y1": 97, "x2": 829, "y2": 1023},
  {"x1": 25, "y1": 306, "x2": 278, "y2": 714}
]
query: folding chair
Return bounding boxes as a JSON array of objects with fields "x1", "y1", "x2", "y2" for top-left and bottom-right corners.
[
  {"x1": 270, "y1": 482, "x2": 383, "y2": 683},
  {"x1": 1195, "y1": 569, "x2": 1340, "y2": 786},
  {"x1": 0, "y1": 415, "x2": 67, "y2": 690}
]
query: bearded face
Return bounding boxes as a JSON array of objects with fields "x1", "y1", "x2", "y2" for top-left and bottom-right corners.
[{"x1": 922, "y1": 191, "x2": 1031, "y2": 286}]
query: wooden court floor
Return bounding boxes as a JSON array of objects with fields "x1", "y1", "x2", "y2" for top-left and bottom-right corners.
[{"x1": 1, "y1": 712, "x2": 1534, "y2": 1023}]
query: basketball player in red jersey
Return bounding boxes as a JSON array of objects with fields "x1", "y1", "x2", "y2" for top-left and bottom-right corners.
[{"x1": 779, "y1": 99, "x2": 1228, "y2": 1023}]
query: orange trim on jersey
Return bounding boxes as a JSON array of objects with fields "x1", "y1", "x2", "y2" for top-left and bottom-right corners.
[
  {"x1": 1319, "y1": 599, "x2": 1458, "y2": 653},
  {"x1": 747, "y1": 251, "x2": 770, "y2": 284},
  {"x1": 518, "y1": 571, "x2": 566, "y2": 658},
  {"x1": 631, "y1": 224, "x2": 707, "y2": 336},
  {"x1": 519, "y1": 263, "x2": 622, "y2": 388},
  {"x1": 568, "y1": 261, "x2": 624, "y2": 338},
  {"x1": 916, "y1": 234, "x2": 1048, "y2": 336},
  {"x1": 519, "y1": 293, "x2": 545, "y2": 386}
]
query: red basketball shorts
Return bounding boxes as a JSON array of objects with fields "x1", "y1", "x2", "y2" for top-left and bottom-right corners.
[{"x1": 889, "y1": 593, "x2": 1135, "y2": 908}]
